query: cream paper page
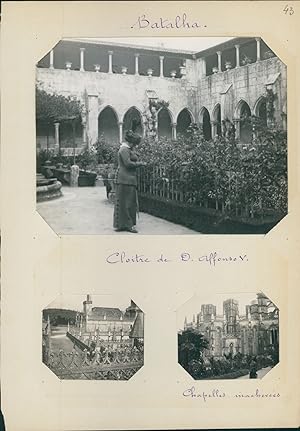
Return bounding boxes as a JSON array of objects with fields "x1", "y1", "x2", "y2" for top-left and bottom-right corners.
[{"x1": 1, "y1": 1, "x2": 299, "y2": 430}]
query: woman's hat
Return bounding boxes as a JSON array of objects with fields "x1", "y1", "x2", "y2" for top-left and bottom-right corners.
[{"x1": 125, "y1": 130, "x2": 141, "y2": 145}]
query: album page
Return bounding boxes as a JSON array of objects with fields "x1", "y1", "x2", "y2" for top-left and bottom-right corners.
[{"x1": 1, "y1": 1, "x2": 299, "y2": 430}]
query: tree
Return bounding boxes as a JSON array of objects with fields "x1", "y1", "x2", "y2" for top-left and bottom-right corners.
[
  {"x1": 36, "y1": 86, "x2": 83, "y2": 157},
  {"x1": 36, "y1": 87, "x2": 83, "y2": 124},
  {"x1": 178, "y1": 328, "x2": 209, "y2": 371}
]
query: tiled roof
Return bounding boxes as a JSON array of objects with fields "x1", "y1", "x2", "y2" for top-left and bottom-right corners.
[{"x1": 89, "y1": 307, "x2": 133, "y2": 321}]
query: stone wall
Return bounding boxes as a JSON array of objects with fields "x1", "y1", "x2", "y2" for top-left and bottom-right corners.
[
  {"x1": 196, "y1": 57, "x2": 287, "y2": 124},
  {"x1": 36, "y1": 55, "x2": 286, "y2": 145}
]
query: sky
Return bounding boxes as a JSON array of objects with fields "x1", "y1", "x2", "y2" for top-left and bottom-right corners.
[
  {"x1": 85, "y1": 37, "x2": 234, "y2": 53},
  {"x1": 176, "y1": 292, "x2": 261, "y2": 331},
  {"x1": 45, "y1": 294, "x2": 132, "y2": 313}
]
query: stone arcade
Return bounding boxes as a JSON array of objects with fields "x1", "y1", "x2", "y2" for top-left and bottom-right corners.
[{"x1": 36, "y1": 37, "x2": 287, "y2": 153}]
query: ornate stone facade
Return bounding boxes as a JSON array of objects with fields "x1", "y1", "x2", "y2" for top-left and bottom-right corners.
[{"x1": 183, "y1": 293, "x2": 279, "y2": 358}]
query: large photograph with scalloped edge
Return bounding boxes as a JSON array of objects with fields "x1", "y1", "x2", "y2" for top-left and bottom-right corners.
[{"x1": 36, "y1": 37, "x2": 287, "y2": 235}]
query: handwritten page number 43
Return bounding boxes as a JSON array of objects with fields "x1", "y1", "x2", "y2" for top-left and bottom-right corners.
[{"x1": 283, "y1": 4, "x2": 295, "y2": 15}]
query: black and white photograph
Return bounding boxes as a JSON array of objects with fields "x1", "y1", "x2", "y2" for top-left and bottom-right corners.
[
  {"x1": 177, "y1": 292, "x2": 279, "y2": 380},
  {"x1": 36, "y1": 36, "x2": 287, "y2": 235},
  {"x1": 42, "y1": 295, "x2": 144, "y2": 380}
]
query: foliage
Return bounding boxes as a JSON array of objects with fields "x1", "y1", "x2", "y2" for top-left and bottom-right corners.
[
  {"x1": 76, "y1": 145, "x2": 98, "y2": 171},
  {"x1": 178, "y1": 329, "x2": 209, "y2": 374},
  {"x1": 36, "y1": 87, "x2": 83, "y2": 124},
  {"x1": 43, "y1": 308, "x2": 80, "y2": 326},
  {"x1": 136, "y1": 122, "x2": 287, "y2": 218},
  {"x1": 94, "y1": 135, "x2": 119, "y2": 165}
]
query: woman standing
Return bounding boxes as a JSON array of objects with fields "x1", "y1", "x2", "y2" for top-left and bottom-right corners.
[{"x1": 113, "y1": 130, "x2": 145, "y2": 233}]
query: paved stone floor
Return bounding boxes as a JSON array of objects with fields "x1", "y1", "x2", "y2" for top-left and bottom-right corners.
[
  {"x1": 237, "y1": 366, "x2": 272, "y2": 379},
  {"x1": 37, "y1": 186, "x2": 198, "y2": 235}
]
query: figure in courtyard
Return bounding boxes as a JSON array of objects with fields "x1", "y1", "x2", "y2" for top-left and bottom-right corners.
[
  {"x1": 113, "y1": 129, "x2": 146, "y2": 233},
  {"x1": 249, "y1": 357, "x2": 258, "y2": 378}
]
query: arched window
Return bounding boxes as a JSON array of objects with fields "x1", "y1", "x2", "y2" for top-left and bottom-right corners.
[
  {"x1": 236, "y1": 100, "x2": 252, "y2": 144},
  {"x1": 123, "y1": 107, "x2": 143, "y2": 138},
  {"x1": 200, "y1": 107, "x2": 212, "y2": 140},
  {"x1": 176, "y1": 108, "x2": 192, "y2": 137},
  {"x1": 254, "y1": 97, "x2": 267, "y2": 126},
  {"x1": 158, "y1": 108, "x2": 172, "y2": 139},
  {"x1": 98, "y1": 106, "x2": 119, "y2": 144},
  {"x1": 212, "y1": 104, "x2": 222, "y2": 137}
]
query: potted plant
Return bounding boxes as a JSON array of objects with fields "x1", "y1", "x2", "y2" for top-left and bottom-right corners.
[
  {"x1": 121, "y1": 66, "x2": 128, "y2": 75},
  {"x1": 225, "y1": 61, "x2": 232, "y2": 70},
  {"x1": 76, "y1": 146, "x2": 98, "y2": 187},
  {"x1": 170, "y1": 70, "x2": 176, "y2": 78},
  {"x1": 179, "y1": 65, "x2": 187, "y2": 78},
  {"x1": 65, "y1": 61, "x2": 72, "y2": 70},
  {"x1": 241, "y1": 55, "x2": 253, "y2": 65},
  {"x1": 147, "y1": 68, "x2": 153, "y2": 76},
  {"x1": 94, "y1": 64, "x2": 101, "y2": 72}
]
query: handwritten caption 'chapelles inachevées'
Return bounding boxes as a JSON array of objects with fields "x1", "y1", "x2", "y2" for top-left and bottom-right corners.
[
  {"x1": 106, "y1": 251, "x2": 248, "y2": 265},
  {"x1": 182, "y1": 387, "x2": 281, "y2": 402}
]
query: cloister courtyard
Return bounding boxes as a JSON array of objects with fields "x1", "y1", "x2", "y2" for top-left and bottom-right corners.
[{"x1": 37, "y1": 184, "x2": 197, "y2": 235}]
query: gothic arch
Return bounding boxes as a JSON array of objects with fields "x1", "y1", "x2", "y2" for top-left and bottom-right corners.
[
  {"x1": 212, "y1": 103, "x2": 222, "y2": 137},
  {"x1": 253, "y1": 96, "x2": 267, "y2": 125},
  {"x1": 199, "y1": 106, "x2": 212, "y2": 140},
  {"x1": 157, "y1": 107, "x2": 173, "y2": 139},
  {"x1": 176, "y1": 108, "x2": 194, "y2": 137},
  {"x1": 98, "y1": 105, "x2": 119, "y2": 144},
  {"x1": 234, "y1": 99, "x2": 252, "y2": 144},
  {"x1": 122, "y1": 106, "x2": 143, "y2": 138},
  {"x1": 234, "y1": 99, "x2": 252, "y2": 119},
  {"x1": 98, "y1": 105, "x2": 120, "y2": 123}
]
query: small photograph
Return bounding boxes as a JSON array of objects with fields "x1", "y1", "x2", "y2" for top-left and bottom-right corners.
[
  {"x1": 36, "y1": 36, "x2": 287, "y2": 235},
  {"x1": 42, "y1": 295, "x2": 144, "y2": 380},
  {"x1": 177, "y1": 292, "x2": 279, "y2": 380}
]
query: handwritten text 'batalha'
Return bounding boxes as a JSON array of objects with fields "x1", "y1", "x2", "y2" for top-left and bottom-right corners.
[
  {"x1": 131, "y1": 13, "x2": 204, "y2": 29},
  {"x1": 182, "y1": 387, "x2": 280, "y2": 402},
  {"x1": 106, "y1": 251, "x2": 248, "y2": 265}
]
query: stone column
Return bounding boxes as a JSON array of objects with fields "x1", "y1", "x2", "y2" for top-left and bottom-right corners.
[
  {"x1": 233, "y1": 119, "x2": 240, "y2": 139},
  {"x1": 159, "y1": 55, "x2": 164, "y2": 77},
  {"x1": 172, "y1": 123, "x2": 177, "y2": 140},
  {"x1": 217, "y1": 51, "x2": 222, "y2": 72},
  {"x1": 235, "y1": 44, "x2": 240, "y2": 67},
  {"x1": 81, "y1": 107, "x2": 87, "y2": 146},
  {"x1": 108, "y1": 50, "x2": 113, "y2": 74},
  {"x1": 134, "y1": 53, "x2": 140, "y2": 75},
  {"x1": 211, "y1": 121, "x2": 218, "y2": 138},
  {"x1": 54, "y1": 122, "x2": 60, "y2": 153},
  {"x1": 87, "y1": 94, "x2": 99, "y2": 145},
  {"x1": 143, "y1": 120, "x2": 147, "y2": 138},
  {"x1": 49, "y1": 49, "x2": 54, "y2": 69},
  {"x1": 118, "y1": 122, "x2": 123, "y2": 143},
  {"x1": 255, "y1": 37, "x2": 261, "y2": 61},
  {"x1": 80, "y1": 48, "x2": 85, "y2": 71}
]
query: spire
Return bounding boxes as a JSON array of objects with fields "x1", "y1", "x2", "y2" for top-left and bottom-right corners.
[{"x1": 184, "y1": 316, "x2": 187, "y2": 329}]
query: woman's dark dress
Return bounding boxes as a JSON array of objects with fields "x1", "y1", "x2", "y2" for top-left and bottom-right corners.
[{"x1": 113, "y1": 144, "x2": 139, "y2": 230}]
